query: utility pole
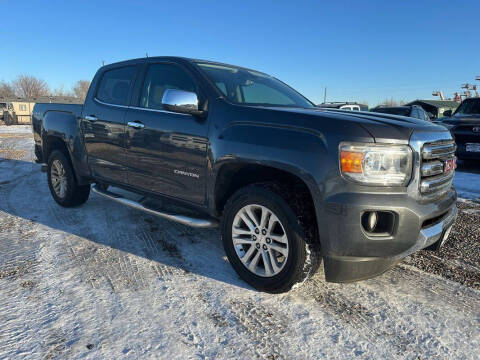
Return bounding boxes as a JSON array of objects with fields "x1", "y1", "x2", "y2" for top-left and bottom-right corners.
[{"x1": 323, "y1": 87, "x2": 327, "y2": 104}]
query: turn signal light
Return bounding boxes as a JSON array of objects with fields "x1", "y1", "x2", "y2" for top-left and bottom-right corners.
[{"x1": 340, "y1": 151, "x2": 363, "y2": 173}]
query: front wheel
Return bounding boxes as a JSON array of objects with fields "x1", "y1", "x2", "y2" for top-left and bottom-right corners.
[
  {"x1": 47, "y1": 150, "x2": 90, "y2": 207},
  {"x1": 222, "y1": 185, "x2": 320, "y2": 293}
]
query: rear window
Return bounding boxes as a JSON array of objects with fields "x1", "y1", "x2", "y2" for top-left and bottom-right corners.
[{"x1": 96, "y1": 66, "x2": 136, "y2": 105}]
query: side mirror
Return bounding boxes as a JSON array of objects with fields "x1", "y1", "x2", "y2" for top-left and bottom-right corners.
[
  {"x1": 442, "y1": 110, "x2": 453, "y2": 118},
  {"x1": 162, "y1": 89, "x2": 205, "y2": 117}
]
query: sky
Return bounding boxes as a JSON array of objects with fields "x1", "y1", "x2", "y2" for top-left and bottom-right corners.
[{"x1": 1, "y1": 0, "x2": 479, "y2": 106}]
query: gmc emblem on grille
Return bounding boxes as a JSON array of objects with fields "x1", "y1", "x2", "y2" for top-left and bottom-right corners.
[
  {"x1": 444, "y1": 158, "x2": 457, "y2": 173},
  {"x1": 473, "y1": 127, "x2": 480, "y2": 133}
]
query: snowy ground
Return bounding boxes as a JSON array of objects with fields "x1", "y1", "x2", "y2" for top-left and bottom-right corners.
[{"x1": 0, "y1": 126, "x2": 479, "y2": 359}]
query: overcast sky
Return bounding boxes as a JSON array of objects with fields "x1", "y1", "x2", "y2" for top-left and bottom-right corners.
[{"x1": 1, "y1": 0, "x2": 479, "y2": 106}]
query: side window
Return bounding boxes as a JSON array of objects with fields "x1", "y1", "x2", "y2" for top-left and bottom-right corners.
[
  {"x1": 410, "y1": 107, "x2": 419, "y2": 118},
  {"x1": 96, "y1": 66, "x2": 136, "y2": 105},
  {"x1": 140, "y1": 63, "x2": 197, "y2": 110}
]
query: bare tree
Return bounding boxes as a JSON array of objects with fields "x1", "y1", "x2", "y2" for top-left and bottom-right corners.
[
  {"x1": 12, "y1": 75, "x2": 50, "y2": 98},
  {"x1": 0, "y1": 81, "x2": 15, "y2": 98},
  {"x1": 52, "y1": 84, "x2": 73, "y2": 97},
  {"x1": 73, "y1": 80, "x2": 91, "y2": 101}
]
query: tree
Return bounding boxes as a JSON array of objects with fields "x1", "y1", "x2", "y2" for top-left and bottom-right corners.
[
  {"x1": 0, "y1": 81, "x2": 15, "y2": 98},
  {"x1": 73, "y1": 80, "x2": 91, "y2": 100},
  {"x1": 51, "y1": 84, "x2": 73, "y2": 97},
  {"x1": 12, "y1": 75, "x2": 50, "y2": 98}
]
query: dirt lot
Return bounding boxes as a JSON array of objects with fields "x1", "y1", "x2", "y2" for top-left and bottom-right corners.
[{"x1": 0, "y1": 126, "x2": 479, "y2": 359}]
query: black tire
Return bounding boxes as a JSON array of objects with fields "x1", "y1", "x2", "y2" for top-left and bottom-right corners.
[
  {"x1": 47, "y1": 150, "x2": 90, "y2": 207},
  {"x1": 3, "y1": 112, "x2": 13, "y2": 126},
  {"x1": 221, "y1": 184, "x2": 321, "y2": 293}
]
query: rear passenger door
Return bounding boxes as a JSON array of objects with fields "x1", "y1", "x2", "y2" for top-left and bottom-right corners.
[
  {"x1": 82, "y1": 65, "x2": 138, "y2": 184},
  {"x1": 124, "y1": 62, "x2": 209, "y2": 204}
]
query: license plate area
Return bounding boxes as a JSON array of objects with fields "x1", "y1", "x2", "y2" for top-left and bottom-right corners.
[{"x1": 466, "y1": 143, "x2": 480, "y2": 152}]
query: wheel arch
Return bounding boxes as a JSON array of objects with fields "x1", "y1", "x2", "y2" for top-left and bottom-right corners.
[{"x1": 212, "y1": 161, "x2": 321, "y2": 247}]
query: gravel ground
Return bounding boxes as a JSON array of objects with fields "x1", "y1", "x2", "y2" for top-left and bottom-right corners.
[
  {"x1": 405, "y1": 200, "x2": 480, "y2": 289},
  {"x1": 0, "y1": 126, "x2": 479, "y2": 359}
]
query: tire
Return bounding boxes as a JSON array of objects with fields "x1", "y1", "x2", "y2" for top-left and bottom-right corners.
[
  {"x1": 221, "y1": 184, "x2": 321, "y2": 293},
  {"x1": 47, "y1": 150, "x2": 90, "y2": 207}
]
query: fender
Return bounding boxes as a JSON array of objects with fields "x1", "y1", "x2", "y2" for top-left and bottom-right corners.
[
  {"x1": 42, "y1": 109, "x2": 91, "y2": 184},
  {"x1": 207, "y1": 119, "x2": 334, "y2": 224}
]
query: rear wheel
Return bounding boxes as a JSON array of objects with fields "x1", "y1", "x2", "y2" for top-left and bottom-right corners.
[
  {"x1": 222, "y1": 184, "x2": 320, "y2": 293},
  {"x1": 47, "y1": 150, "x2": 90, "y2": 207}
]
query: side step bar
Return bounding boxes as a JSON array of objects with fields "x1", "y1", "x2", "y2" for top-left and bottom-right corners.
[{"x1": 92, "y1": 185, "x2": 218, "y2": 228}]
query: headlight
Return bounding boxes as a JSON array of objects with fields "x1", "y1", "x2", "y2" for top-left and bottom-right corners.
[{"x1": 339, "y1": 143, "x2": 412, "y2": 186}]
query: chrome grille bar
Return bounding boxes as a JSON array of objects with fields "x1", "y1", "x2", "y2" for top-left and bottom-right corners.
[
  {"x1": 421, "y1": 160, "x2": 444, "y2": 177},
  {"x1": 420, "y1": 139, "x2": 456, "y2": 196},
  {"x1": 422, "y1": 142, "x2": 456, "y2": 159}
]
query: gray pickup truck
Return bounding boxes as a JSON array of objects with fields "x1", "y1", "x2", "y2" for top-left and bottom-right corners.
[{"x1": 32, "y1": 57, "x2": 458, "y2": 293}]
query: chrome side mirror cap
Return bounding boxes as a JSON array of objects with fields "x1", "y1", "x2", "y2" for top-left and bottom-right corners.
[{"x1": 162, "y1": 89, "x2": 205, "y2": 117}]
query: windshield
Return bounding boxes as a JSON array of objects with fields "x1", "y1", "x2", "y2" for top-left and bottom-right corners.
[
  {"x1": 196, "y1": 62, "x2": 315, "y2": 108},
  {"x1": 454, "y1": 99, "x2": 480, "y2": 116}
]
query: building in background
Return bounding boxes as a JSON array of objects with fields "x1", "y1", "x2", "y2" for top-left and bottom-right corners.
[
  {"x1": 0, "y1": 96, "x2": 82, "y2": 125},
  {"x1": 405, "y1": 99, "x2": 459, "y2": 118}
]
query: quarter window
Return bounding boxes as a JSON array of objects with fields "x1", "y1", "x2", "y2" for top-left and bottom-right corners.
[
  {"x1": 140, "y1": 63, "x2": 197, "y2": 110},
  {"x1": 96, "y1": 66, "x2": 136, "y2": 105}
]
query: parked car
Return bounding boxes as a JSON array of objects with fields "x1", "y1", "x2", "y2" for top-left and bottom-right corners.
[
  {"x1": 435, "y1": 97, "x2": 480, "y2": 161},
  {"x1": 32, "y1": 57, "x2": 457, "y2": 293},
  {"x1": 317, "y1": 102, "x2": 368, "y2": 111},
  {"x1": 371, "y1": 105, "x2": 431, "y2": 121}
]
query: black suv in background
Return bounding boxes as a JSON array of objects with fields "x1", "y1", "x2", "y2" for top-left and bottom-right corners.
[
  {"x1": 436, "y1": 98, "x2": 480, "y2": 160},
  {"x1": 371, "y1": 105, "x2": 431, "y2": 121}
]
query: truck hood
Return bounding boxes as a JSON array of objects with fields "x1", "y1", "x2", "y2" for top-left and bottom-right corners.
[
  {"x1": 438, "y1": 114, "x2": 480, "y2": 126},
  {"x1": 256, "y1": 106, "x2": 447, "y2": 143}
]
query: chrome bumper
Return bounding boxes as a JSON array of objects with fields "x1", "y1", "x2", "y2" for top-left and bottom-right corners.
[{"x1": 419, "y1": 205, "x2": 458, "y2": 248}]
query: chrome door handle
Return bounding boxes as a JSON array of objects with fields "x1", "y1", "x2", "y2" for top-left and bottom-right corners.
[
  {"x1": 85, "y1": 115, "x2": 98, "y2": 122},
  {"x1": 127, "y1": 121, "x2": 145, "y2": 129}
]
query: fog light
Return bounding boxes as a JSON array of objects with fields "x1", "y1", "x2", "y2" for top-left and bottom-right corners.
[
  {"x1": 361, "y1": 211, "x2": 395, "y2": 236},
  {"x1": 367, "y1": 211, "x2": 378, "y2": 231}
]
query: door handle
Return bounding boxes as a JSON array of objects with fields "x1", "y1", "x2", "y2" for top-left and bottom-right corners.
[
  {"x1": 85, "y1": 115, "x2": 98, "y2": 122},
  {"x1": 127, "y1": 121, "x2": 145, "y2": 129}
]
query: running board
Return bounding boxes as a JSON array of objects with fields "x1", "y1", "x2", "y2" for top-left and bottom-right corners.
[{"x1": 92, "y1": 185, "x2": 218, "y2": 228}]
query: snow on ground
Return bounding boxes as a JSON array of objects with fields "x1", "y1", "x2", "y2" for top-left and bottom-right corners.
[
  {"x1": 0, "y1": 126, "x2": 479, "y2": 359},
  {"x1": 454, "y1": 165, "x2": 480, "y2": 201}
]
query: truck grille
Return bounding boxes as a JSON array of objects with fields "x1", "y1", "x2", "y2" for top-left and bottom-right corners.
[{"x1": 420, "y1": 140, "x2": 456, "y2": 195}]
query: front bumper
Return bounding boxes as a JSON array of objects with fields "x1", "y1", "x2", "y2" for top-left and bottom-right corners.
[{"x1": 320, "y1": 189, "x2": 457, "y2": 282}]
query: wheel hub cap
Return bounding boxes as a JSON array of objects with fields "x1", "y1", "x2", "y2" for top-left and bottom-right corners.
[
  {"x1": 232, "y1": 204, "x2": 289, "y2": 277},
  {"x1": 51, "y1": 160, "x2": 67, "y2": 198}
]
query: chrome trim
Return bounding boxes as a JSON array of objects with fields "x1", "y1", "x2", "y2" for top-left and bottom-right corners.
[
  {"x1": 407, "y1": 131, "x2": 454, "y2": 201},
  {"x1": 128, "y1": 106, "x2": 191, "y2": 117},
  {"x1": 421, "y1": 160, "x2": 444, "y2": 177},
  {"x1": 422, "y1": 142, "x2": 456, "y2": 159},
  {"x1": 94, "y1": 97, "x2": 130, "y2": 109},
  {"x1": 162, "y1": 89, "x2": 199, "y2": 111},
  {"x1": 420, "y1": 171, "x2": 454, "y2": 193},
  {"x1": 419, "y1": 206, "x2": 457, "y2": 248},
  {"x1": 92, "y1": 185, "x2": 218, "y2": 228},
  {"x1": 84, "y1": 115, "x2": 98, "y2": 122},
  {"x1": 127, "y1": 121, "x2": 145, "y2": 129},
  {"x1": 94, "y1": 97, "x2": 193, "y2": 116}
]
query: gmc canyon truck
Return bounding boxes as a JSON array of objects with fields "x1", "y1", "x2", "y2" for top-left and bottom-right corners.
[{"x1": 32, "y1": 57, "x2": 458, "y2": 293}]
